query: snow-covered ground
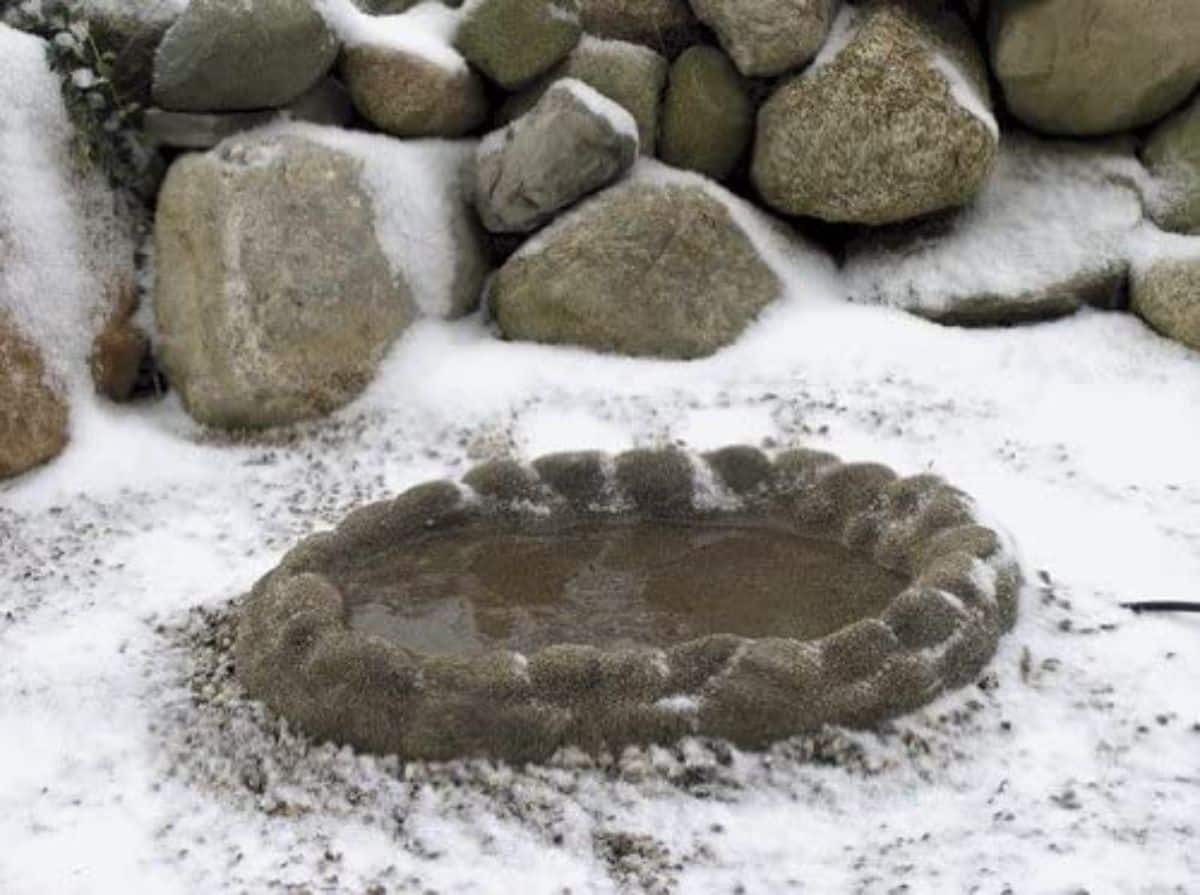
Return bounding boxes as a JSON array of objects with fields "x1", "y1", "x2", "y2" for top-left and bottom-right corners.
[{"x1": 3, "y1": 284, "x2": 1199, "y2": 892}]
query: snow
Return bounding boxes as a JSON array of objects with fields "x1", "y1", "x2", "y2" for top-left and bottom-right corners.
[
  {"x1": 6, "y1": 214, "x2": 1200, "y2": 892},
  {"x1": 806, "y1": 2, "x2": 859, "y2": 76},
  {"x1": 261, "y1": 121, "x2": 477, "y2": 319},
  {"x1": 931, "y1": 50, "x2": 998, "y2": 139},
  {"x1": 845, "y1": 134, "x2": 1149, "y2": 315},
  {"x1": 559, "y1": 78, "x2": 640, "y2": 145},
  {"x1": 0, "y1": 24, "x2": 137, "y2": 397},
  {"x1": 313, "y1": 0, "x2": 466, "y2": 72}
]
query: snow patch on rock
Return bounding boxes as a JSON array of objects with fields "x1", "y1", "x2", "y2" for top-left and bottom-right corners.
[{"x1": 314, "y1": 0, "x2": 466, "y2": 72}]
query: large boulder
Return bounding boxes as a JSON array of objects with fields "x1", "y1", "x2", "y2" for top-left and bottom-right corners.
[
  {"x1": 752, "y1": 0, "x2": 998, "y2": 225},
  {"x1": 689, "y1": 0, "x2": 840, "y2": 78},
  {"x1": 1, "y1": 25, "x2": 141, "y2": 477},
  {"x1": 475, "y1": 79, "x2": 638, "y2": 233},
  {"x1": 989, "y1": 0, "x2": 1200, "y2": 138},
  {"x1": 0, "y1": 315, "x2": 69, "y2": 480},
  {"x1": 577, "y1": 0, "x2": 700, "y2": 57},
  {"x1": 154, "y1": 127, "x2": 488, "y2": 428},
  {"x1": 152, "y1": 0, "x2": 339, "y2": 112},
  {"x1": 845, "y1": 135, "x2": 1144, "y2": 325},
  {"x1": 1143, "y1": 95, "x2": 1200, "y2": 236},
  {"x1": 502, "y1": 36, "x2": 668, "y2": 155},
  {"x1": 659, "y1": 45, "x2": 754, "y2": 182},
  {"x1": 455, "y1": 0, "x2": 581, "y2": 89},
  {"x1": 489, "y1": 170, "x2": 786, "y2": 358},
  {"x1": 1132, "y1": 253, "x2": 1200, "y2": 353}
]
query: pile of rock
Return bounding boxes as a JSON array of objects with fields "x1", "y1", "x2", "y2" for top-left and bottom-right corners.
[{"x1": 3, "y1": 0, "x2": 1200, "y2": 479}]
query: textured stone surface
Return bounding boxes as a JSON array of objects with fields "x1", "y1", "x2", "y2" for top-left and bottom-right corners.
[
  {"x1": 236, "y1": 446, "x2": 1021, "y2": 762},
  {"x1": 489, "y1": 179, "x2": 780, "y2": 358},
  {"x1": 154, "y1": 133, "x2": 416, "y2": 428},
  {"x1": 1144, "y1": 95, "x2": 1200, "y2": 236},
  {"x1": 1132, "y1": 255, "x2": 1200, "y2": 353},
  {"x1": 752, "y1": 0, "x2": 997, "y2": 225},
  {"x1": 577, "y1": 0, "x2": 700, "y2": 57},
  {"x1": 144, "y1": 79, "x2": 355, "y2": 149},
  {"x1": 690, "y1": 0, "x2": 839, "y2": 77},
  {"x1": 475, "y1": 79, "x2": 637, "y2": 233},
  {"x1": 0, "y1": 313, "x2": 68, "y2": 480},
  {"x1": 152, "y1": 0, "x2": 338, "y2": 112},
  {"x1": 340, "y1": 44, "x2": 488, "y2": 138},
  {"x1": 989, "y1": 0, "x2": 1200, "y2": 137},
  {"x1": 455, "y1": 0, "x2": 581, "y2": 89},
  {"x1": 503, "y1": 36, "x2": 668, "y2": 154},
  {"x1": 659, "y1": 46, "x2": 753, "y2": 182}
]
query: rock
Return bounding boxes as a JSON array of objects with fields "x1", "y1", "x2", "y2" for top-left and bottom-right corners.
[
  {"x1": 144, "y1": 79, "x2": 355, "y2": 150},
  {"x1": 475, "y1": 79, "x2": 638, "y2": 233},
  {"x1": 154, "y1": 132, "x2": 418, "y2": 428},
  {"x1": 502, "y1": 36, "x2": 668, "y2": 155},
  {"x1": 0, "y1": 314, "x2": 69, "y2": 479},
  {"x1": 845, "y1": 134, "x2": 1144, "y2": 325},
  {"x1": 341, "y1": 42, "x2": 488, "y2": 138},
  {"x1": 90, "y1": 276, "x2": 149, "y2": 402},
  {"x1": 1132, "y1": 254, "x2": 1200, "y2": 353},
  {"x1": 1143, "y1": 95, "x2": 1200, "y2": 235},
  {"x1": 489, "y1": 173, "x2": 784, "y2": 358},
  {"x1": 659, "y1": 46, "x2": 753, "y2": 182},
  {"x1": 152, "y1": 0, "x2": 339, "y2": 112},
  {"x1": 578, "y1": 0, "x2": 700, "y2": 57},
  {"x1": 689, "y1": 0, "x2": 840, "y2": 78},
  {"x1": 989, "y1": 0, "x2": 1200, "y2": 137},
  {"x1": 456, "y1": 0, "x2": 582, "y2": 89},
  {"x1": 752, "y1": 1, "x2": 997, "y2": 225}
]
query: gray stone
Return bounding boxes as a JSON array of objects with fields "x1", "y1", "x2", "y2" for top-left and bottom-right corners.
[
  {"x1": 501, "y1": 36, "x2": 668, "y2": 155},
  {"x1": 144, "y1": 79, "x2": 354, "y2": 150},
  {"x1": 154, "y1": 133, "x2": 417, "y2": 428},
  {"x1": 689, "y1": 0, "x2": 840, "y2": 77},
  {"x1": 659, "y1": 45, "x2": 753, "y2": 182},
  {"x1": 0, "y1": 313, "x2": 68, "y2": 480},
  {"x1": 455, "y1": 0, "x2": 581, "y2": 89},
  {"x1": 489, "y1": 178, "x2": 783, "y2": 358},
  {"x1": 578, "y1": 0, "x2": 700, "y2": 57},
  {"x1": 340, "y1": 43, "x2": 488, "y2": 138},
  {"x1": 152, "y1": 0, "x2": 338, "y2": 112},
  {"x1": 989, "y1": 0, "x2": 1200, "y2": 137},
  {"x1": 475, "y1": 79, "x2": 637, "y2": 234},
  {"x1": 1132, "y1": 254, "x2": 1200, "y2": 353},
  {"x1": 1143, "y1": 94, "x2": 1200, "y2": 236},
  {"x1": 752, "y1": 0, "x2": 997, "y2": 225}
]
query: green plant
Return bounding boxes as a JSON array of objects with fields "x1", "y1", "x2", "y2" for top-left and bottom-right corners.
[{"x1": 4, "y1": 0, "x2": 161, "y2": 199}]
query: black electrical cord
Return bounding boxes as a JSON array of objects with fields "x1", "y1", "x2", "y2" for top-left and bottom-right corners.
[{"x1": 1121, "y1": 602, "x2": 1200, "y2": 614}]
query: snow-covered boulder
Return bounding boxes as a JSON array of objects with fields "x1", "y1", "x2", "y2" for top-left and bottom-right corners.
[
  {"x1": 502, "y1": 36, "x2": 668, "y2": 156},
  {"x1": 0, "y1": 25, "x2": 141, "y2": 478},
  {"x1": 845, "y1": 135, "x2": 1145, "y2": 325},
  {"x1": 689, "y1": 0, "x2": 839, "y2": 78},
  {"x1": 455, "y1": 0, "x2": 581, "y2": 90},
  {"x1": 475, "y1": 80, "x2": 637, "y2": 234},
  {"x1": 153, "y1": 0, "x2": 339, "y2": 112},
  {"x1": 1132, "y1": 249, "x2": 1200, "y2": 353},
  {"x1": 154, "y1": 126, "x2": 488, "y2": 428},
  {"x1": 751, "y1": 0, "x2": 997, "y2": 225},
  {"x1": 659, "y1": 45, "x2": 753, "y2": 182},
  {"x1": 330, "y1": 2, "x2": 489, "y2": 138},
  {"x1": 989, "y1": 0, "x2": 1200, "y2": 137},
  {"x1": 577, "y1": 0, "x2": 699, "y2": 57},
  {"x1": 1143, "y1": 95, "x2": 1200, "y2": 236},
  {"x1": 489, "y1": 164, "x2": 798, "y2": 359}
]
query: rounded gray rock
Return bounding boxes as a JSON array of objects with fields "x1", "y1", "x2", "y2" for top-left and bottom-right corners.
[{"x1": 689, "y1": 0, "x2": 840, "y2": 78}]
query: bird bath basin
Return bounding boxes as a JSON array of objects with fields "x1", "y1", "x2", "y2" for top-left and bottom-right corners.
[{"x1": 236, "y1": 447, "x2": 1021, "y2": 763}]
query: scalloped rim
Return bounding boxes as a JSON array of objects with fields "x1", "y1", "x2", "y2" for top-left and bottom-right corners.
[{"x1": 235, "y1": 446, "x2": 1022, "y2": 762}]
